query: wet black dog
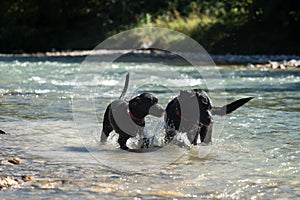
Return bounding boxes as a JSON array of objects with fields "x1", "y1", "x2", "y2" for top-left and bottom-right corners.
[
  {"x1": 100, "y1": 74, "x2": 164, "y2": 150},
  {"x1": 165, "y1": 89, "x2": 253, "y2": 145}
]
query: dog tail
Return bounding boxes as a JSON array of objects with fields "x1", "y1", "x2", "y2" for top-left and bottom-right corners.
[
  {"x1": 119, "y1": 73, "x2": 129, "y2": 100},
  {"x1": 0, "y1": 129, "x2": 6, "y2": 135},
  {"x1": 211, "y1": 97, "x2": 253, "y2": 116}
]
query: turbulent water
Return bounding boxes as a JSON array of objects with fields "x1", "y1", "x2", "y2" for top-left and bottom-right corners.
[{"x1": 0, "y1": 57, "x2": 299, "y2": 199}]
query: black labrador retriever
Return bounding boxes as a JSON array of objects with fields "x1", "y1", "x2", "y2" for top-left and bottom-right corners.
[
  {"x1": 100, "y1": 73, "x2": 164, "y2": 150},
  {"x1": 165, "y1": 89, "x2": 253, "y2": 145}
]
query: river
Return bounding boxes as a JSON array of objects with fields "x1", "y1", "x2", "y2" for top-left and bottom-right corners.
[{"x1": 0, "y1": 56, "x2": 299, "y2": 199}]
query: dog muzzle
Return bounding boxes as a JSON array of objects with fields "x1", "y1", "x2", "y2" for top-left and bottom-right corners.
[{"x1": 149, "y1": 104, "x2": 165, "y2": 117}]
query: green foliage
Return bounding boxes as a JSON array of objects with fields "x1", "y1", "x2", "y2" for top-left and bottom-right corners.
[{"x1": 0, "y1": 0, "x2": 299, "y2": 54}]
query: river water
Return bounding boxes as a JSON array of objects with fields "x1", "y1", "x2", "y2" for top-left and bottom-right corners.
[{"x1": 0, "y1": 56, "x2": 299, "y2": 199}]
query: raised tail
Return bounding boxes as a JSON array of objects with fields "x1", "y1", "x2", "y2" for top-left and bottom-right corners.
[
  {"x1": 119, "y1": 73, "x2": 129, "y2": 100},
  {"x1": 211, "y1": 97, "x2": 253, "y2": 116}
]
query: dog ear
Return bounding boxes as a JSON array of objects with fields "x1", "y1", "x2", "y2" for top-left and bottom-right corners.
[
  {"x1": 211, "y1": 97, "x2": 253, "y2": 116},
  {"x1": 136, "y1": 96, "x2": 142, "y2": 103},
  {"x1": 129, "y1": 96, "x2": 142, "y2": 107}
]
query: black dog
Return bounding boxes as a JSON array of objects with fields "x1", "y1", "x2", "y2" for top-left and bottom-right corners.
[
  {"x1": 165, "y1": 89, "x2": 253, "y2": 145},
  {"x1": 100, "y1": 73, "x2": 164, "y2": 150}
]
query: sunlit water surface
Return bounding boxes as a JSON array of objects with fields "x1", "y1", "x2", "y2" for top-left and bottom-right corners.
[{"x1": 0, "y1": 57, "x2": 299, "y2": 199}]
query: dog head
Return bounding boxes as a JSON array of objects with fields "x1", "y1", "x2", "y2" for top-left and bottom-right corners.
[
  {"x1": 178, "y1": 89, "x2": 213, "y2": 126},
  {"x1": 129, "y1": 93, "x2": 164, "y2": 119}
]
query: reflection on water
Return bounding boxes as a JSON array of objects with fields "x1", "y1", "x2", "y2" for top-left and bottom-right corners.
[{"x1": 0, "y1": 58, "x2": 299, "y2": 199}]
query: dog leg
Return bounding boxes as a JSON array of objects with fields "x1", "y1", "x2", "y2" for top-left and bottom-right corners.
[
  {"x1": 191, "y1": 133, "x2": 199, "y2": 145},
  {"x1": 101, "y1": 105, "x2": 113, "y2": 142},
  {"x1": 118, "y1": 133, "x2": 131, "y2": 150},
  {"x1": 141, "y1": 136, "x2": 154, "y2": 149},
  {"x1": 165, "y1": 126, "x2": 176, "y2": 143},
  {"x1": 200, "y1": 123, "x2": 213, "y2": 144}
]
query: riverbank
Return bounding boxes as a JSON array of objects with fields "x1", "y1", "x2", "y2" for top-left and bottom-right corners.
[{"x1": 0, "y1": 50, "x2": 299, "y2": 70}]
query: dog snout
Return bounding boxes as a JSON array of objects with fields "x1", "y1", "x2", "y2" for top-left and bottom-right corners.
[{"x1": 149, "y1": 104, "x2": 165, "y2": 117}]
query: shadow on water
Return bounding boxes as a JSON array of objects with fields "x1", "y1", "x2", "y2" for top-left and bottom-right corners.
[{"x1": 64, "y1": 146, "x2": 90, "y2": 152}]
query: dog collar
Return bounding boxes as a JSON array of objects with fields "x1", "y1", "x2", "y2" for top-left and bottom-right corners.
[{"x1": 128, "y1": 111, "x2": 144, "y2": 122}]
